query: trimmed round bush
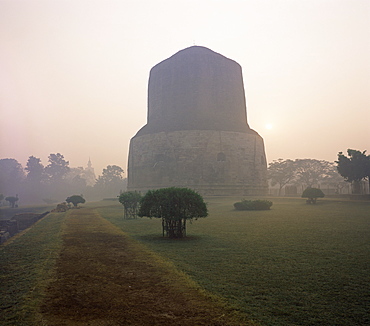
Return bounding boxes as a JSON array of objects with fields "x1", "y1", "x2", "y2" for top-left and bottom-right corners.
[
  {"x1": 301, "y1": 187, "x2": 325, "y2": 204},
  {"x1": 233, "y1": 199, "x2": 273, "y2": 211}
]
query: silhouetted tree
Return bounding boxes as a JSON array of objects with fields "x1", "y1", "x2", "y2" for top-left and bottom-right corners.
[
  {"x1": 5, "y1": 195, "x2": 19, "y2": 208},
  {"x1": 294, "y1": 159, "x2": 333, "y2": 189},
  {"x1": 43, "y1": 153, "x2": 71, "y2": 200},
  {"x1": 45, "y1": 153, "x2": 70, "y2": 183},
  {"x1": 94, "y1": 165, "x2": 124, "y2": 198},
  {"x1": 66, "y1": 195, "x2": 85, "y2": 208},
  {"x1": 336, "y1": 149, "x2": 370, "y2": 194},
  {"x1": 139, "y1": 187, "x2": 208, "y2": 238},
  {"x1": 23, "y1": 156, "x2": 48, "y2": 203},
  {"x1": 25, "y1": 156, "x2": 46, "y2": 183},
  {"x1": 268, "y1": 159, "x2": 296, "y2": 195}
]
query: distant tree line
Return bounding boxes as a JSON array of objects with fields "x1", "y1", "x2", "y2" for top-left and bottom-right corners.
[
  {"x1": 0, "y1": 153, "x2": 126, "y2": 206},
  {"x1": 268, "y1": 149, "x2": 370, "y2": 195}
]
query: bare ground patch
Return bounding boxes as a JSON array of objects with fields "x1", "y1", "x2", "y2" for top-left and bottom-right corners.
[{"x1": 41, "y1": 208, "x2": 251, "y2": 325}]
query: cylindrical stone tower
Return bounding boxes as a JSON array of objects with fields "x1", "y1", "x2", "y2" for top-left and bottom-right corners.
[{"x1": 128, "y1": 46, "x2": 267, "y2": 195}]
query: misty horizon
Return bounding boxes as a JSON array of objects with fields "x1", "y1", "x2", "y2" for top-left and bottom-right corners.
[{"x1": 1, "y1": 0, "x2": 369, "y2": 181}]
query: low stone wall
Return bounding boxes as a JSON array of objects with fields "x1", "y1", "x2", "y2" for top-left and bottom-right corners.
[{"x1": 0, "y1": 211, "x2": 49, "y2": 244}]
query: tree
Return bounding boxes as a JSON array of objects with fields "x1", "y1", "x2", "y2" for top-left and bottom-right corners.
[
  {"x1": 336, "y1": 149, "x2": 370, "y2": 194},
  {"x1": 43, "y1": 153, "x2": 71, "y2": 200},
  {"x1": 268, "y1": 159, "x2": 296, "y2": 195},
  {"x1": 0, "y1": 158, "x2": 24, "y2": 195},
  {"x1": 66, "y1": 195, "x2": 85, "y2": 208},
  {"x1": 96, "y1": 165, "x2": 124, "y2": 185},
  {"x1": 302, "y1": 187, "x2": 325, "y2": 204},
  {"x1": 5, "y1": 195, "x2": 19, "y2": 208},
  {"x1": 23, "y1": 156, "x2": 48, "y2": 203},
  {"x1": 94, "y1": 165, "x2": 125, "y2": 197},
  {"x1": 138, "y1": 187, "x2": 208, "y2": 238},
  {"x1": 322, "y1": 165, "x2": 349, "y2": 194},
  {"x1": 118, "y1": 191, "x2": 142, "y2": 219},
  {"x1": 268, "y1": 159, "x2": 335, "y2": 195},
  {"x1": 294, "y1": 159, "x2": 333, "y2": 189},
  {"x1": 25, "y1": 156, "x2": 46, "y2": 183},
  {"x1": 45, "y1": 153, "x2": 70, "y2": 182}
]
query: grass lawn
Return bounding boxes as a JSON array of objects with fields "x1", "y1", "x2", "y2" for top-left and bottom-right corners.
[
  {"x1": 1, "y1": 203, "x2": 251, "y2": 325},
  {"x1": 98, "y1": 197, "x2": 370, "y2": 326},
  {"x1": 0, "y1": 211, "x2": 67, "y2": 325}
]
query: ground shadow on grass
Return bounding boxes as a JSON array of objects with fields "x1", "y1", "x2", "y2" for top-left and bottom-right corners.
[{"x1": 137, "y1": 234, "x2": 203, "y2": 242}]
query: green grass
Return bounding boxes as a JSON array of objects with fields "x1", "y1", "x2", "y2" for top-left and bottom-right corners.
[
  {"x1": 98, "y1": 197, "x2": 370, "y2": 326},
  {"x1": 0, "y1": 212, "x2": 67, "y2": 325}
]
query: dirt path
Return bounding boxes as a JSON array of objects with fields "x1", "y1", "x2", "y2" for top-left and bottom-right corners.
[{"x1": 41, "y1": 208, "x2": 249, "y2": 325}]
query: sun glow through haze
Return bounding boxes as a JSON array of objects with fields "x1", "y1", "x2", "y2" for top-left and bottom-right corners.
[
  {"x1": 0, "y1": 0, "x2": 369, "y2": 175},
  {"x1": 265, "y1": 124, "x2": 273, "y2": 130}
]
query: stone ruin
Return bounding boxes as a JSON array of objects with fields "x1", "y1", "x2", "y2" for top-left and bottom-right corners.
[{"x1": 128, "y1": 46, "x2": 267, "y2": 195}]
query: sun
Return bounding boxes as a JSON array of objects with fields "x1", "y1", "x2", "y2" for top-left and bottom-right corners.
[{"x1": 265, "y1": 123, "x2": 273, "y2": 130}]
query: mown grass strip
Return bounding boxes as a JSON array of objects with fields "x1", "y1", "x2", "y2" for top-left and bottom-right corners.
[
  {"x1": 0, "y1": 212, "x2": 67, "y2": 325},
  {"x1": 41, "y1": 207, "x2": 253, "y2": 325},
  {"x1": 98, "y1": 197, "x2": 370, "y2": 326}
]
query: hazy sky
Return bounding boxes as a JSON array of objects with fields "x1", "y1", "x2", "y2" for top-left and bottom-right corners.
[{"x1": 1, "y1": 0, "x2": 369, "y2": 176}]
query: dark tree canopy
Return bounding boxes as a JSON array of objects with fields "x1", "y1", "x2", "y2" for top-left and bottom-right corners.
[
  {"x1": 66, "y1": 195, "x2": 85, "y2": 207},
  {"x1": 138, "y1": 187, "x2": 208, "y2": 238},
  {"x1": 25, "y1": 156, "x2": 45, "y2": 182},
  {"x1": 24, "y1": 156, "x2": 47, "y2": 203},
  {"x1": 45, "y1": 153, "x2": 70, "y2": 182},
  {"x1": 301, "y1": 187, "x2": 325, "y2": 204},
  {"x1": 118, "y1": 191, "x2": 142, "y2": 219},
  {"x1": 5, "y1": 195, "x2": 19, "y2": 208},
  {"x1": 336, "y1": 149, "x2": 370, "y2": 194},
  {"x1": 96, "y1": 165, "x2": 124, "y2": 184}
]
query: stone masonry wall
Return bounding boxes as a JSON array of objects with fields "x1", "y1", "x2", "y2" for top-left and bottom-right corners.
[{"x1": 128, "y1": 130, "x2": 268, "y2": 196}]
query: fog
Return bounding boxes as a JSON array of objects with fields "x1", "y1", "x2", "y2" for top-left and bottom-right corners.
[{"x1": 1, "y1": 0, "x2": 369, "y2": 181}]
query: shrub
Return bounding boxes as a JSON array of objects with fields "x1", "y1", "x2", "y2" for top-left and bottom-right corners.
[
  {"x1": 301, "y1": 187, "x2": 325, "y2": 204},
  {"x1": 51, "y1": 202, "x2": 69, "y2": 212},
  {"x1": 66, "y1": 195, "x2": 86, "y2": 208},
  {"x1": 233, "y1": 199, "x2": 273, "y2": 211},
  {"x1": 118, "y1": 191, "x2": 142, "y2": 219}
]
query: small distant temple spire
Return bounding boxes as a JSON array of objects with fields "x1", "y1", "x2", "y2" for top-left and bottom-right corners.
[{"x1": 84, "y1": 157, "x2": 96, "y2": 186}]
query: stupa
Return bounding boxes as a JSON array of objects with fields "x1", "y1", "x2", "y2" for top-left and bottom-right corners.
[{"x1": 127, "y1": 46, "x2": 267, "y2": 195}]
